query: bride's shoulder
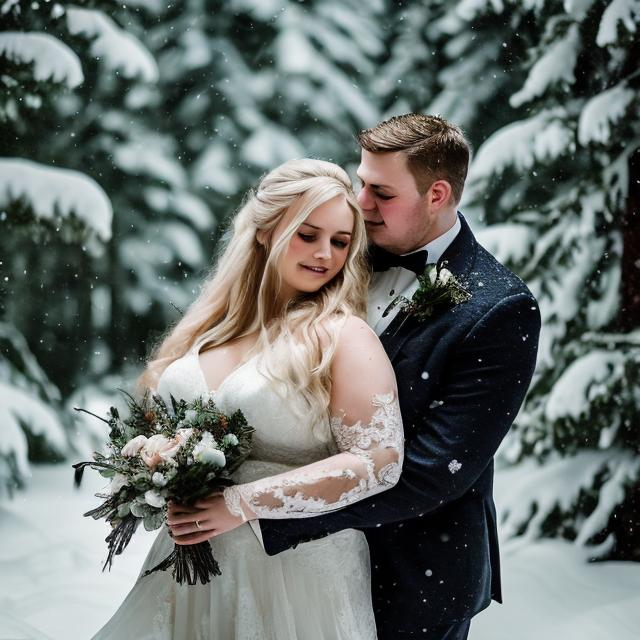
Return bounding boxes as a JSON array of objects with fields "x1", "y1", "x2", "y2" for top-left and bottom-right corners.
[
  {"x1": 330, "y1": 315, "x2": 396, "y2": 409},
  {"x1": 333, "y1": 315, "x2": 387, "y2": 367},
  {"x1": 338, "y1": 314, "x2": 379, "y2": 343}
]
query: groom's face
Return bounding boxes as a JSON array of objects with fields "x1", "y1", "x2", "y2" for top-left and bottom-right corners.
[{"x1": 356, "y1": 149, "x2": 434, "y2": 254}]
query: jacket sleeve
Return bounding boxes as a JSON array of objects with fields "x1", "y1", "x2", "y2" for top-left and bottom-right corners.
[{"x1": 260, "y1": 292, "x2": 541, "y2": 555}]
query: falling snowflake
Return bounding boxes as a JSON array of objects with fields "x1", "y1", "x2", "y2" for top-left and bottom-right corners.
[{"x1": 448, "y1": 459, "x2": 462, "y2": 474}]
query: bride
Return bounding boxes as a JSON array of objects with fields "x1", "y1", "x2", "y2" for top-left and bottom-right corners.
[{"x1": 92, "y1": 159, "x2": 403, "y2": 640}]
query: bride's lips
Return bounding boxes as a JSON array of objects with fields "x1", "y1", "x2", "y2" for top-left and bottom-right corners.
[{"x1": 300, "y1": 264, "x2": 329, "y2": 275}]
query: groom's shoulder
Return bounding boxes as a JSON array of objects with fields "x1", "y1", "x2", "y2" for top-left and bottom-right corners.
[{"x1": 470, "y1": 238, "x2": 536, "y2": 304}]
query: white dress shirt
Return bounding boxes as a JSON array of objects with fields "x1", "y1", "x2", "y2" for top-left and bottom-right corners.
[{"x1": 368, "y1": 215, "x2": 461, "y2": 336}]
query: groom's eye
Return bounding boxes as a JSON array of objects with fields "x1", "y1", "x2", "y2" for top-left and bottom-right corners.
[{"x1": 376, "y1": 192, "x2": 394, "y2": 201}]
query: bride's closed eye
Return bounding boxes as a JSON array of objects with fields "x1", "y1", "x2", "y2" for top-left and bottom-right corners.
[{"x1": 297, "y1": 233, "x2": 349, "y2": 249}]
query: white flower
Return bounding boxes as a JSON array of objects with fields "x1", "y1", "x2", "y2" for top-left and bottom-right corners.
[
  {"x1": 144, "y1": 489, "x2": 166, "y2": 508},
  {"x1": 195, "y1": 447, "x2": 226, "y2": 466},
  {"x1": 193, "y1": 432, "x2": 226, "y2": 467},
  {"x1": 222, "y1": 433, "x2": 239, "y2": 447},
  {"x1": 110, "y1": 473, "x2": 129, "y2": 494},
  {"x1": 152, "y1": 472, "x2": 167, "y2": 487},
  {"x1": 121, "y1": 435, "x2": 148, "y2": 457},
  {"x1": 175, "y1": 427, "x2": 193, "y2": 443},
  {"x1": 184, "y1": 409, "x2": 198, "y2": 423},
  {"x1": 439, "y1": 268, "x2": 453, "y2": 285},
  {"x1": 427, "y1": 265, "x2": 438, "y2": 285}
]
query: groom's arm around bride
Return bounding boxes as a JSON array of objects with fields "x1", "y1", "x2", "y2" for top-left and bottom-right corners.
[{"x1": 259, "y1": 114, "x2": 542, "y2": 639}]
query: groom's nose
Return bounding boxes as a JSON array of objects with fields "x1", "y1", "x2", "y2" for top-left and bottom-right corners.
[{"x1": 357, "y1": 186, "x2": 376, "y2": 212}]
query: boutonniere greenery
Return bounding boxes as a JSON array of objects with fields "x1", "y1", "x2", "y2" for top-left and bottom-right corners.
[{"x1": 383, "y1": 263, "x2": 472, "y2": 321}]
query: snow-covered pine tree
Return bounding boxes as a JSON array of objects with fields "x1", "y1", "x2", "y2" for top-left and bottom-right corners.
[
  {"x1": 0, "y1": 1, "x2": 205, "y2": 491},
  {"x1": 369, "y1": 1, "x2": 444, "y2": 117},
  {"x1": 434, "y1": 0, "x2": 640, "y2": 560},
  {"x1": 0, "y1": 1, "x2": 110, "y2": 492},
  {"x1": 142, "y1": 0, "x2": 385, "y2": 225}
]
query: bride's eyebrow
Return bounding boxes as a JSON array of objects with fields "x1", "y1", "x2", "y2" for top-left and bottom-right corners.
[{"x1": 300, "y1": 222, "x2": 352, "y2": 236}]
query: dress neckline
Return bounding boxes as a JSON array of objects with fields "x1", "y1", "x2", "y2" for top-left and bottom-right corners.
[{"x1": 190, "y1": 338, "x2": 260, "y2": 395}]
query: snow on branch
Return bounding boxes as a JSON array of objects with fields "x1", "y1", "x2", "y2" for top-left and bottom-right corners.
[
  {"x1": 510, "y1": 24, "x2": 580, "y2": 108},
  {"x1": 563, "y1": 0, "x2": 598, "y2": 20},
  {"x1": 241, "y1": 124, "x2": 305, "y2": 169},
  {"x1": 545, "y1": 350, "x2": 625, "y2": 422},
  {"x1": 0, "y1": 381, "x2": 68, "y2": 487},
  {"x1": 475, "y1": 223, "x2": 536, "y2": 265},
  {"x1": 468, "y1": 109, "x2": 574, "y2": 180},
  {"x1": 596, "y1": 0, "x2": 640, "y2": 47},
  {"x1": 0, "y1": 32, "x2": 83, "y2": 88},
  {"x1": 0, "y1": 322, "x2": 61, "y2": 404},
  {"x1": 192, "y1": 143, "x2": 241, "y2": 195},
  {"x1": 143, "y1": 187, "x2": 214, "y2": 230},
  {"x1": 0, "y1": 158, "x2": 112, "y2": 242},
  {"x1": 456, "y1": 0, "x2": 505, "y2": 21},
  {"x1": 575, "y1": 453, "x2": 640, "y2": 545},
  {"x1": 66, "y1": 7, "x2": 158, "y2": 82},
  {"x1": 498, "y1": 449, "x2": 637, "y2": 545},
  {"x1": 578, "y1": 83, "x2": 636, "y2": 145},
  {"x1": 114, "y1": 141, "x2": 187, "y2": 188}
]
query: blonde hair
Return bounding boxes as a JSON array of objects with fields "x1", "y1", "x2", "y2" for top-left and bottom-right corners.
[{"x1": 138, "y1": 159, "x2": 369, "y2": 438}]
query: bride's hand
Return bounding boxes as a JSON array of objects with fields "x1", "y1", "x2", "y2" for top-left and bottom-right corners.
[{"x1": 167, "y1": 493, "x2": 245, "y2": 545}]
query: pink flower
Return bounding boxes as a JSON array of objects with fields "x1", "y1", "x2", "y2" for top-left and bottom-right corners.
[
  {"x1": 121, "y1": 435, "x2": 148, "y2": 457},
  {"x1": 140, "y1": 432, "x2": 190, "y2": 468}
]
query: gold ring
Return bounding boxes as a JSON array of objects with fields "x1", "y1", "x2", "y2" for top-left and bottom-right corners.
[{"x1": 195, "y1": 519, "x2": 202, "y2": 530}]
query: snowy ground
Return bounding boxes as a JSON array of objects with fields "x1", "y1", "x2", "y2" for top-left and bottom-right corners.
[{"x1": 1, "y1": 464, "x2": 638, "y2": 639}]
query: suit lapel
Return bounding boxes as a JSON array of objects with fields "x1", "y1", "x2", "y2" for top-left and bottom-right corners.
[{"x1": 380, "y1": 213, "x2": 479, "y2": 362}]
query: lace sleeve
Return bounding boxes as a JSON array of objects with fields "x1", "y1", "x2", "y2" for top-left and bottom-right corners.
[{"x1": 222, "y1": 391, "x2": 403, "y2": 520}]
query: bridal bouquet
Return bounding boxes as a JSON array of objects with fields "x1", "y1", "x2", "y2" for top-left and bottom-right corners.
[{"x1": 73, "y1": 390, "x2": 254, "y2": 585}]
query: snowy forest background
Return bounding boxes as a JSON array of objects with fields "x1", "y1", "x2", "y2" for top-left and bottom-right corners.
[{"x1": 1, "y1": 0, "x2": 639, "y2": 636}]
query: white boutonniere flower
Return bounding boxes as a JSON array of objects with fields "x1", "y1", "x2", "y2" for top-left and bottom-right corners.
[{"x1": 384, "y1": 263, "x2": 472, "y2": 321}]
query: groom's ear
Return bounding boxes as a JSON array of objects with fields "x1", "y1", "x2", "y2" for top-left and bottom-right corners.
[{"x1": 427, "y1": 179, "x2": 453, "y2": 211}]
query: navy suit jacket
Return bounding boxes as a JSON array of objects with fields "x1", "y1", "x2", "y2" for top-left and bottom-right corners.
[{"x1": 260, "y1": 214, "x2": 541, "y2": 636}]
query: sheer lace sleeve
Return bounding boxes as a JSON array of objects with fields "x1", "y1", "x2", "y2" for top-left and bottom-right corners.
[{"x1": 222, "y1": 317, "x2": 403, "y2": 521}]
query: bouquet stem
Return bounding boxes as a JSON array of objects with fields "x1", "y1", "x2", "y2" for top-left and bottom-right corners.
[
  {"x1": 142, "y1": 536, "x2": 222, "y2": 585},
  {"x1": 104, "y1": 515, "x2": 140, "y2": 571}
]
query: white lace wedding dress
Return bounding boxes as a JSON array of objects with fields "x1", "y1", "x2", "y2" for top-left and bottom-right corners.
[{"x1": 93, "y1": 337, "x2": 403, "y2": 640}]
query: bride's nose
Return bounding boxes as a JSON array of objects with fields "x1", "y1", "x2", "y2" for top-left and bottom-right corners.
[{"x1": 313, "y1": 240, "x2": 331, "y2": 260}]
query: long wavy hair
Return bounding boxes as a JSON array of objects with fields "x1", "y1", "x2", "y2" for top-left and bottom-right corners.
[{"x1": 138, "y1": 159, "x2": 369, "y2": 438}]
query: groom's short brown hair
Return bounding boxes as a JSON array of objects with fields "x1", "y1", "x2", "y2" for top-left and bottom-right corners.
[{"x1": 357, "y1": 113, "x2": 470, "y2": 204}]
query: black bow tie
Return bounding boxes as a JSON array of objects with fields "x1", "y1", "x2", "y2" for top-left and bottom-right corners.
[{"x1": 370, "y1": 246, "x2": 429, "y2": 276}]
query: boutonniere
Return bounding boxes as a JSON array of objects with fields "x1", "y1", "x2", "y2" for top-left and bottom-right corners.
[{"x1": 383, "y1": 263, "x2": 472, "y2": 321}]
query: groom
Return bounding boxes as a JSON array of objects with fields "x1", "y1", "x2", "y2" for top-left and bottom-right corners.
[{"x1": 260, "y1": 114, "x2": 541, "y2": 639}]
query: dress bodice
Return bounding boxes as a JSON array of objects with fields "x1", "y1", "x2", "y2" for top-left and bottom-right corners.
[
  {"x1": 155, "y1": 345, "x2": 334, "y2": 470},
  {"x1": 156, "y1": 335, "x2": 403, "y2": 522}
]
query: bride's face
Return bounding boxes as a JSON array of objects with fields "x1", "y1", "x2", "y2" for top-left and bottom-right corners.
[{"x1": 272, "y1": 194, "x2": 354, "y2": 300}]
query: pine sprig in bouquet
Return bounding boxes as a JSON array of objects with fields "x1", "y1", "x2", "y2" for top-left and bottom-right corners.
[{"x1": 73, "y1": 390, "x2": 254, "y2": 585}]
